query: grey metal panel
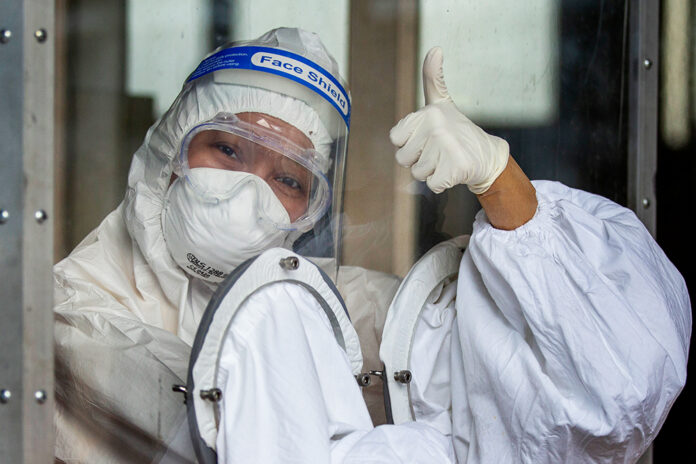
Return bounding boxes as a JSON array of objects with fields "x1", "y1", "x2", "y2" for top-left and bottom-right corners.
[
  {"x1": 0, "y1": 1, "x2": 26, "y2": 462},
  {"x1": 628, "y1": 0, "x2": 659, "y2": 237},
  {"x1": 0, "y1": 0, "x2": 55, "y2": 461},
  {"x1": 22, "y1": 0, "x2": 55, "y2": 462}
]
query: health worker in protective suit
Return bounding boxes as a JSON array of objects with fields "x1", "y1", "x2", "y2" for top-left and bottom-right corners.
[{"x1": 53, "y1": 27, "x2": 691, "y2": 464}]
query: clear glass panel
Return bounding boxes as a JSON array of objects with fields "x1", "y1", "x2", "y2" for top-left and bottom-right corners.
[
  {"x1": 54, "y1": 0, "x2": 646, "y2": 461},
  {"x1": 56, "y1": 2, "x2": 351, "y2": 461},
  {"x1": 229, "y1": 0, "x2": 349, "y2": 77},
  {"x1": 419, "y1": 0, "x2": 560, "y2": 127},
  {"x1": 125, "y1": 0, "x2": 349, "y2": 120},
  {"x1": 126, "y1": 0, "x2": 212, "y2": 117},
  {"x1": 416, "y1": 0, "x2": 630, "y2": 255}
]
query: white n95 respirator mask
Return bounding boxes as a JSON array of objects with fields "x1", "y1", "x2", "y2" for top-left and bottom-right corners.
[{"x1": 162, "y1": 168, "x2": 291, "y2": 283}]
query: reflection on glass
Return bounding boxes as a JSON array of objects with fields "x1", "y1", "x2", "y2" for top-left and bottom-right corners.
[
  {"x1": 418, "y1": 1, "x2": 630, "y2": 253},
  {"x1": 126, "y1": 0, "x2": 350, "y2": 119},
  {"x1": 230, "y1": 0, "x2": 349, "y2": 77},
  {"x1": 419, "y1": 0, "x2": 559, "y2": 127},
  {"x1": 127, "y1": 0, "x2": 212, "y2": 117}
]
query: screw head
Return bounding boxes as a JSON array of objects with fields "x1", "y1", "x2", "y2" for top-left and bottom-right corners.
[
  {"x1": 279, "y1": 256, "x2": 300, "y2": 270},
  {"x1": 200, "y1": 388, "x2": 222, "y2": 402},
  {"x1": 642, "y1": 198, "x2": 651, "y2": 208},
  {"x1": 0, "y1": 29, "x2": 11, "y2": 43},
  {"x1": 394, "y1": 370, "x2": 412, "y2": 384},
  {"x1": 355, "y1": 373, "x2": 372, "y2": 387},
  {"x1": 34, "y1": 390, "x2": 47, "y2": 404},
  {"x1": 0, "y1": 389, "x2": 11, "y2": 404},
  {"x1": 34, "y1": 209, "x2": 48, "y2": 223},
  {"x1": 0, "y1": 209, "x2": 9, "y2": 224},
  {"x1": 643, "y1": 58, "x2": 653, "y2": 69},
  {"x1": 34, "y1": 28, "x2": 47, "y2": 43}
]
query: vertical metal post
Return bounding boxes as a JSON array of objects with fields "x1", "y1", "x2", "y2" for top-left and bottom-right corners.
[
  {"x1": 23, "y1": 0, "x2": 55, "y2": 461},
  {"x1": 0, "y1": 1, "x2": 27, "y2": 462},
  {"x1": 629, "y1": 2, "x2": 659, "y2": 463},
  {"x1": 0, "y1": 0, "x2": 55, "y2": 461},
  {"x1": 628, "y1": 0, "x2": 659, "y2": 237}
]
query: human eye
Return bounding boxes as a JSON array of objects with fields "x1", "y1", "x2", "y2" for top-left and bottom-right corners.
[
  {"x1": 215, "y1": 143, "x2": 238, "y2": 159},
  {"x1": 275, "y1": 176, "x2": 303, "y2": 192}
]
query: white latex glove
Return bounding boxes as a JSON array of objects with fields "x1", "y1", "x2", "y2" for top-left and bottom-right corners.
[{"x1": 389, "y1": 47, "x2": 510, "y2": 194}]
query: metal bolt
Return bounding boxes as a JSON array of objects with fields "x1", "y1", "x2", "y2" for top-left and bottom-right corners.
[
  {"x1": 355, "y1": 373, "x2": 372, "y2": 387},
  {"x1": 34, "y1": 28, "x2": 47, "y2": 43},
  {"x1": 394, "y1": 370, "x2": 412, "y2": 384},
  {"x1": 642, "y1": 198, "x2": 651, "y2": 209},
  {"x1": 0, "y1": 209, "x2": 8, "y2": 224},
  {"x1": 172, "y1": 384, "x2": 188, "y2": 394},
  {"x1": 643, "y1": 58, "x2": 652, "y2": 69},
  {"x1": 34, "y1": 209, "x2": 48, "y2": 223},
  {"x1": 368, "y1": 370, "x2": 384, "y2": 379},
  {"x1": 0, "y1": 29, "x2": 11, "y2": 44},
  {"x1": 34, "y1": 390, "x2": 47, "y2": 404},
  {"x1": 279, "y1": 256, "x2": 299, "y2": 270},
  {"x1": 172, "y1": 384, "x2": 188, "y2": 404},
  {"x1": 200, "y1": 388, "x2": 222, "y2": 402},
  {"x1": 0, "y1": 389, "x2": 11, "y2": 404}
]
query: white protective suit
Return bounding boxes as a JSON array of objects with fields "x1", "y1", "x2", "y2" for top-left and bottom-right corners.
[
  {"x1": 52, "y1": 29, "x2": 397, "y2": 461},
  {"x1": 53, "y1": 29, "x2": 691, "y2": 464},
  {"x1": 200, "y1": 181, "x2": 691, "y2": 464}
]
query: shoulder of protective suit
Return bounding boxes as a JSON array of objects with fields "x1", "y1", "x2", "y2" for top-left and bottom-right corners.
[{"x1": 53, "y1": 206, "x2": 131, "y2": 307}]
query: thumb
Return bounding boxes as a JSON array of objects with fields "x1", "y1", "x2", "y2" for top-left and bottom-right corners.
[{"x1": 423, "y1": 46, "x2": 451, "y2": 105}]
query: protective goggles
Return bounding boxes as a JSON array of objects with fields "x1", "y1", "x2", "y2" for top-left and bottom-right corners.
[{"x1": 175, "y1": 113, "x2": 331, "y2": 232}]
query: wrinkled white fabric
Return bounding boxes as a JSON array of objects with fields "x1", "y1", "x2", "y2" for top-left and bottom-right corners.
[
  {"x1": 215, "y1": 281, "x2": 454, "y2": 463},
  {"x1": 378, "y1": 235, "x2": 466, "y2": 427},
  {"x1": 162, "y1": 168, "x2": 290, "y2": 284},
  {"x1": 403, "y1": 180, "x2": 690, "y2": 464},
  {"x1": 53, "y1": 206, "x2": 196, "y2": 462},
  {"x1": 389, "y1": 47, "x2": 509, "y2": 194},
  {"x1": 51, "y1": 206, "x2": 395, "y2": 462},
  {"x1": 212, "y1": 176, "x2": 689, "y2": 464},
  {"x1": 51, "y1": 91, "x2": 389, "y2": 463},
  {"x1": 409, "y1": 278, "x2": 458, "y2": 436},
  {"x1": 52, "y1": 27, "x2": 690, "y2": 464},
  {"x1": 53, "y1": 28, "x2": 340, "y2": 462}
]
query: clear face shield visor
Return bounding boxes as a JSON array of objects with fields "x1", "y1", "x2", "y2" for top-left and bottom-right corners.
[
  {"x1": 179, "y1": 41, "x2": 352, "y2": 277},
  {"x1": 175, "y1": 112, "x2": 333, "y2": 233}
]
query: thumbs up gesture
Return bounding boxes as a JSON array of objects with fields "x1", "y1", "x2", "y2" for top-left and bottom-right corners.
[{"x1": 389, "y1": 47, "x2": 510, "y2": 194}]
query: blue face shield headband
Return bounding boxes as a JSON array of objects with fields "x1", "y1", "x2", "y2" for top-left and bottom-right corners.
[{"x1": 187, "y1": 45, "x2": 351, "y2": 131}]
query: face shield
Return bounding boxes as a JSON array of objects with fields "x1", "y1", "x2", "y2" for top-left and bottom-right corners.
[{"x1": 177, "y1": 32, "x2": 350, "y2": 279}]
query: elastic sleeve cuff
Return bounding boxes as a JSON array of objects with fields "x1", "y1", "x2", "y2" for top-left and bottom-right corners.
[{"x1": 471, "y1": 185, "x2": 557, "y2": 245}]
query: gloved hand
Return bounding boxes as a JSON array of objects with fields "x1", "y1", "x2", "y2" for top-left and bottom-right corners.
[{"x1": 389, "y1": 47, "x2": 510, "y2": 194}]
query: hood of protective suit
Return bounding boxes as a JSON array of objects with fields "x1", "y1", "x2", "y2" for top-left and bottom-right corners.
[{"x1": 120, "y1": 73, "x2": 332, "y2": 341}]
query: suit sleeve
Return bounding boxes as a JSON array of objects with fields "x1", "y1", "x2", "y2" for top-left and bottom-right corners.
[{"x1": 455, "y1": 180, "x2": 691, "y2": 463}]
